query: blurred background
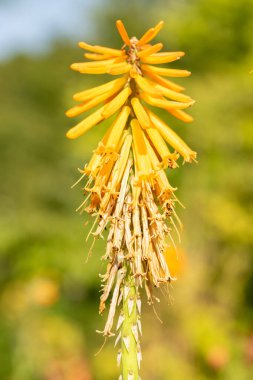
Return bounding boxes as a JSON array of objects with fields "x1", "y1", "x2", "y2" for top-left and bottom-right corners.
[{"x1": 0, "y1": 0, "x2": 253, "y2": 379}]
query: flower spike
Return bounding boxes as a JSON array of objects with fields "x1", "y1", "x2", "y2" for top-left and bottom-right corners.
[{"x1": 66, "y1": 20, "x2": 196, "y2": 378}]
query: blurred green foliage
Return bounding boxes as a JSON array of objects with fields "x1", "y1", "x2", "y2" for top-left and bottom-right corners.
[{"x1": 0, "y1": 0, "x2": 253, "y2": 379}]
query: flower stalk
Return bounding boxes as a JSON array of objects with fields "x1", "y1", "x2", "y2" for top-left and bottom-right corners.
[{"x1": 119, "y1": 269, "x2": 141, "y2": 380}]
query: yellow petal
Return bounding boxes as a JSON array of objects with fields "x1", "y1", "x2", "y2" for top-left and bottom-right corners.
[
  {"x1": 107, "y1": 62, "x2": 132, "y2": 75},
  {"x1": 168, "y1": 109, "x2": 194, "y2": 123},
  {"x1": 158, "y1": 175, "x2": 174, "y2": 196},
  {"x1": 85, "y1": 152, "x2": 102, "y2": 177},
  {"x1": 84, "y1": 53, "x2": 112, "y2": 61},
  {"x1": 95, "y1": 123, "x2": 117, "y2": 155},
  {"x1": 131, "y1": 97, "x2": 152, "y2": 129},
  {"x1": 145, "y1": 135, "x2": 174, "y2": 193},
  {"x1": 104, "y1": 106, "x2": 131, "y2": 151},
  {"x1": 70, "y1": 63, "x2": 112, "y2": 74},
  {"x1": 135, "y1": 74, "x2": 162, "y2": 97},
  {"x1": 137, "y1": 43, "x2": 163, "y2": 58},
  {"x1": 153, "y1": 21, "x2": 165, "y2": 35},
  {"x1": 132, "y1": 144, "x2": 152, "y2": 181},
  {"x1": 142, "y1": 64, "x2": 191, "y2": 77},
  {"x1": 116, "y1": 20, "x2": 131, "y2": 46},
  {"x1": 145, "y1": 134, "x2": 162, "y2": 168},
  {"x1": 66, "y1": 84, "x2": 125, "y2": 117},
  {"x1": 141, "y1": 51, "x2": 185, "y2": 64},
  {"x1": 85, "y1": 153, "x2": 102, "y2": 176},
  {"x1": 85, "y1": 125, "x2": 117, "y2": 174},
  {"x1": 137, "y1": 28, "x2": 156, "y2": 46},
  {"x1": 71, "y1": 58, "x2": 118, "y2": 69},
  {"x1": 131, "y1": 119, "x2": 152, "y2": 179},
  {"x1": 96, "y1": 123, "x2": 129, "y2": 158},
  {"x1": 101, "y1": 134, "x2": 132, "y2": 208},
  {"x1": 154, "y1": 83, "x2": 192, "y2": 103},
  {"x1": 79, "y1": 41, "x2": 124, "y2": 56},
  {"x1": 93, "y1": 153, "x2": 116, "y2": 191},
  {"x1": 146, "y1": 126, "x2": 170, "y2": 156},
  {"x1": 131, "y1": 118, "x2": 147, "y2": 155},
  {"x1": 144, "y1": 71, "x2": 185, "y2": 92},
  {"x1": 116, "y1": 130, "x2": 130, "y2": 154},
  {"x1": 137, "y1": 21, "x2": 164, "y2": 46},
  {"x1": 102, "y1": 87, "x2": 132, "y2": 119},
  {"x1": 66, "y1": 106, "x2": 105, "y2": 139},
  {"x1": 145, "y1": 127, "x2": 178, "y2": 168},
  {"x1": 141, "y1": 92, "x2": 194, "y2": 110},
  {"x1": 73, "y1": 76, "x2": 127, "y2": 102},
  {"x1": 147, "y1": 110, "x2": 197, "y2": 162},
  {"x1": 71, "y1": 58, "x2": 127, "y2": 74}
]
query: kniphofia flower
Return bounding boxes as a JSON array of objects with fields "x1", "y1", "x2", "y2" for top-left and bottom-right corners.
[{"x1": 66, "y1": 20, "x2": 196, "y2": 379}]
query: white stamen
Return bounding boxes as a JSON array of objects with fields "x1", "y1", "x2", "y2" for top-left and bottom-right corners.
[{"x1": 71, "y1": 172, "x2": 86, "y2": 189}]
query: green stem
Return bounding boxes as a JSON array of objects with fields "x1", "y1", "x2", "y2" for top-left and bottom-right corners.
[{"x1": 121, "y1": 272, "x2": 140, "y2": 380}]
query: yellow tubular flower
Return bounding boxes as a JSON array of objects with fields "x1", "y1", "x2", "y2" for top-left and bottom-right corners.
[
  {"x1": 101, "y1": 86, "x2": 132, "y2": 118},
  {"x1": 135, "y1": 74, "x2": 162, "y2": 96},
  {"x1": 144, "y1": 71, "x2": 185, "y2": 92},
  {"x1": 137, "y1": 20, "x2": 164, "y2": 45},
  {"x1": 142, "y1": 64, "x2": 191, "y2": 77},
  {"x1": 71, "y1": 61, "x2": 131, "y2": 75},
  {"x1": 147, "y1": 109, "x2": 197, "y2": 162},
  {"x1": 73, "y1": 76, "x2": 127, "y2": 102},
  {"x1": 103, "y1": 106, "x2": 131, "y2": 152},
  {"x1": 131, "y1": 97, "x2": 152, "y2": 129},
  {"x1": 84, "y1": 53, "x2": 112, "y2": 60},
  {"x1": 145, "y1": 127, "x2": 178, "y2": 169},
  {"x1": 116, "y1": 20, "x2": 131, "y2": 46},
  {"x1": 140, "y1": 51, "x2": 185, "y2": 64},
  {"x1": 107, "y1": 62, "x2": 132, "y2": 75},
  {"x1": 78, "y1": 41, "x2": 124, "y2": 56},
  {"x1": 66, "y1": 90, "x2": 118, "y2": 118},
  {"x1": 109, "y1": 133, "x2": 132, "y2": 189},
  {"x1": 85, "y1": 151, "x2": 103, "y2": 176},
  {"x1": 145, "y1": 136, "x2": 175, "y2": 192},
  {"x1": 131, "y1": 118, "x2": 147, "y2": 155},
  {"x1": 66, "y1": 20, "x2": 196, "y2": 351},
  {"x1": 141, "y1": 92, "x2": 195, "y2": 110},
  {"x1": 71, "y1": 58, "x2": 121, "y2": 69},
  {"x1": 131, "y1": 119, "x2": 153, "y2": 181},
  {"x1": 66, "y1": 106, "x2": 105, "y2": 139},
  {"x1": 137, "y1": 42, "x2": 164, "y2": 57},
  {"x1": 169, "y1": 109, "x2": 194, "y2": 123},
  {"x1": 152, "y1": 83, "x2": 192, "y2": 103}
]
